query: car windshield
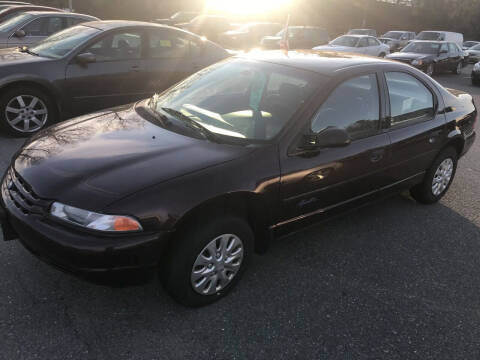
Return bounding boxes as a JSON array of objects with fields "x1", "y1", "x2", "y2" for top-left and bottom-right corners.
[
  {"x1": 416, "y1": 32, "x2": 440, "y2": 40},
  {"x1": 150, "y1": 59, "x2": 320, "y2": 141},
  {"x1": 330, "y1": 35, "x2": 359, "y2": 47},
  {"x1": 402, "y1": 42, "x2": 440, "y2": 54},
  {"x1": 471, "y1": 44, "x2": 480, "y2": 50},
  {"x1": 383, "y1": 32, "x2": 402, "y2": 39},
  {"x1": 464, "y1": 41, "x2": 477, "y2": 47},
  {"x1": 28, "y1": 25, "x2": 100, "y2": 59},
  {"x1": 0, "y1": 12, "x2": 31, "y2": 32}
]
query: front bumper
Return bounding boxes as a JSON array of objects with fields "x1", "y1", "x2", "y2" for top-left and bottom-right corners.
[{"x1": 1, "y1": 170, "x2": 172, "y2": 282}]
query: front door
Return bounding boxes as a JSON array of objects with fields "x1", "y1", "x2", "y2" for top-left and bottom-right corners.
[
  {"x1": 279, "y1": 73, "x2": 390, "y2": 221},
  {"x1": 383, "y1": 71, "x2": 446, "y2": 182},
  {"x1": 65, "y1": 30, "x2": 149, "y2": 115}
]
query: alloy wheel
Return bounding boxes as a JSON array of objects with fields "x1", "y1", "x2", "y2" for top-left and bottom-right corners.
[
  {"x1": 432, "y1": 158, "x2": 454, "y2": 196},
  {"x1": 5, "y1": 95, "x2": 48, "y2": 133},
  {"x1": 191, "y1": 234, "x2": 244, "y2": 295}
]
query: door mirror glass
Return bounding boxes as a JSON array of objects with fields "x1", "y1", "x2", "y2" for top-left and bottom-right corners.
[
  {"x1": 13, "y1": 29, "x2": 25, "y2": 38},
  {"x1": 75, "y1": 52, "x2": 96, "y2": 64},
  {"x1": 303, "y1": 127, "x2": 351, "y2": 149}
]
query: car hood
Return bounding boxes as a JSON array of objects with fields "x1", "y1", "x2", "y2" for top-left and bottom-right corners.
[
  {"x1": 467, "y1": 50, "x2": 480, "y2": 55},
  {"x1": 387, "y1": 52, "x2": 433, "y2": 61},
  {"x1": 13, "y1": 103, "x2": 253, "y2": 210},
  {"x1": 0, "y1": 47, "x2": 51, "y2": 66}
]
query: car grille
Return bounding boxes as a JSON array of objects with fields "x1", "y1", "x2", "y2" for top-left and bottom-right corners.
[{"x1": 2, "y1": 168, "x2": 49, "y2": 215}]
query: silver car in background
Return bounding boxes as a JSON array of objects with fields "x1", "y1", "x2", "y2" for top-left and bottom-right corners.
[
  {"x1": 0, "y1": 11, "x2": 98, "y2": 48},
  {"x1": 314, "y1": 34, "x2": 390, "y2": 57},
  {"x1": 466, "y1": 43, "x2": 480, "y2": 63}
]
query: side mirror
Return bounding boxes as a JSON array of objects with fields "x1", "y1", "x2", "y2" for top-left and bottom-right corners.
[
  {"x1": 302, "y1": 127, "x2": 351, "y2": 150},
  {"x1": 13, "y1": 29, "x2": 25, "y2": 38},
  {"x1": 75, "y1": 52, "x2": 96, "y2": 65}
]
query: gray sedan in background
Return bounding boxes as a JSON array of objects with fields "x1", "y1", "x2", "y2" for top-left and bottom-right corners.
[
  {"x1": 314, "y1": 35, "x2": 390, "y2": 57},
  {"x1": 0, "y1": 11, "x2": 97, "y2": 49}
]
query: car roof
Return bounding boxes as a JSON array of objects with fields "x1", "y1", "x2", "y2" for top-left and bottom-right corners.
[
  {"x1": 410, "y1": 40, "x2": 451, "y2": 43},
  {"x1": 1, "y1": 5, "x2": 62, "y2": 12},
  {"x1": 341, "y1": 34, "x2": 373, "y2": 38},
  {"x1": 237, "y1": 50, "x2": 395, "y2": 76},
  {"x1": 82, "y1": 20, "x2": 169, "y2": 30},
  {"x1": 24, "y1": 11, "x2": 94, "y2": 17}
]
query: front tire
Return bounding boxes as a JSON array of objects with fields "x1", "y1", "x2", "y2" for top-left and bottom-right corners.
[
  {"x1": 379, "y1": 52, "x2": 386, "y2": 58},
  {"x1": 0, "y1": 86, "x2": 57, "y2": 137},
  {"x1": 161, "y1": 215, "x2": 254, "y2": 307},
  {"x1": 425, "y1": 63, "x2": 435, "y2": 77},
  {"x1": 454, "y1": 61, "x2": 463, "y2": 75},
  {"x1": 410, "y1": 147, "x2": 458, "y2": 204}
]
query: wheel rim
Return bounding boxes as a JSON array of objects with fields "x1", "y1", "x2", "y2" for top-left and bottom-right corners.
[
  {"x1": 432, "y1": 158, "x2": 454, "y2": 196},
  {"x1": 5, "y1": 95, "x2": 48, "y2": 133},
  {"x1": 191, "y1": 234, "x2": 244, "y2": 296},
  {"x1": 426, "y1": 65, "x2": 434, "y2": 76}
]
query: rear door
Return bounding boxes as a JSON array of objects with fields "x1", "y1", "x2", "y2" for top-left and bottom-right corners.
[
  {"x1": 366, "y1": 37, "x2": 381, "y2": 56},
  {"x1": 65, "y1": 29, "x2": 149, "y2": 115},
  {"x1": 144, "y1": 28, "x2": 204, "y2": 94},
  {"x1": 382, "y1": 70, "x2": 446, "y2": 183},
  {"x1": 279, "y1": 72, "x2": 390, "y2": 221},
  {"x1": 356, "y1": 37, "x2": 368, "y2": 54}
]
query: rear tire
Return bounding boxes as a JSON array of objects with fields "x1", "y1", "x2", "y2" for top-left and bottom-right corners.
[
  {"x1": 410, "y1": 147, "x2": 458, "y2": 204},
  {"x1": 161, "y1": 215, "x2": 254, "y2": 307},
  {"x1": 379, "y1": 52, "x2": 386, "y2": 58},
  {"x1": 0, "y1": 85, "x2": 57, "y2": 137}
]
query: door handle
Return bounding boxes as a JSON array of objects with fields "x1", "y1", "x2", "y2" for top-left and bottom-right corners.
[
  {"x1": 129, "y1": 65, "x2": 140, "y2": 72},
  {"x1": 370, "y1": 149, "x2": 385, "y2": 163}
]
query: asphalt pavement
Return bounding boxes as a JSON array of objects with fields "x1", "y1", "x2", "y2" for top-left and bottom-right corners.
[{"x1": 1, "y1": 65, "x2": 480, "y2": 360}]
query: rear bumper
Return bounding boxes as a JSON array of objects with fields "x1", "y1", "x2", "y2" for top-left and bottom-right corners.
[{"x1": 1, "y1": 184, "x2": 172, "y2": 282}]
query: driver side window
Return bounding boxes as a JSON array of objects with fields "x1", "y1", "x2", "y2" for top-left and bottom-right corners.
[{"x1": 311, "y1": 74, "x2": 380, "y2": 141}]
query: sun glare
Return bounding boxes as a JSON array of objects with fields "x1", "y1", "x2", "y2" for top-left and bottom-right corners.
[{"x1": 205, "y1": 0, "x2": 293, "y2": 15}]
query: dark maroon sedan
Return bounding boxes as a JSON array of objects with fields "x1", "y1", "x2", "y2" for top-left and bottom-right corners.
[{"x1": 0, "y1": 51, "x2": 477, "y2": 306}]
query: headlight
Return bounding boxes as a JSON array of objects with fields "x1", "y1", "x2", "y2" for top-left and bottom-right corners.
[
  {"x1": 50, "y1": 202, "x2": 143, "y2": 232},
  {"x1": 411, "y1": 59, "x2": 423, "y2": 66},
  {"x1": 474, "y1": 62, "x2": 480, "y2": 71}
]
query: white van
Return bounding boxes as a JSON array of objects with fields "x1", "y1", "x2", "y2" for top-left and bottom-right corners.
[{"x1": 416, "y1": 31, "x2": 464, "y2": 45}]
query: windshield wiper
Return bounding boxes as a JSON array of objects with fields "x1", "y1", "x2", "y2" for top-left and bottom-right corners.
[
  {"x1": 161, "y1": 107, "x2": 220, "y2": 142},
  {"x1": 18, "y1": 46, "x2": 38, "y2": 56}
]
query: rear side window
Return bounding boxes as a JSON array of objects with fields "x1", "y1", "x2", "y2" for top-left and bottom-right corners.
[
  {"x1": 148, "y1": 30, "x2": 198, "y2": 58},
  {"x1": 358, "y1": 38, "x2": 368, "y2": 47},
  {"x1": 385, "y1": 72, "x2": 434, "y2": 126},
  {"x1": 311, "y1": 74, "x2": 380, "y2": 140}
]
